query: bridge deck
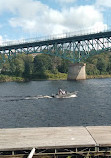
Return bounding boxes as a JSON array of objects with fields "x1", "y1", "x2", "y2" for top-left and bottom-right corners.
[
  {"x1": 0, "y1": 126, "x2": 110, "y2": 151},
  {"x1": 0, "y1": 30, "x2": 111, "y2": 50}
]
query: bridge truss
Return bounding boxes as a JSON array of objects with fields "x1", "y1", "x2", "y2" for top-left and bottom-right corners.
[{"x1": 0, "y1": 30, "x2": 111, "y2": 63}]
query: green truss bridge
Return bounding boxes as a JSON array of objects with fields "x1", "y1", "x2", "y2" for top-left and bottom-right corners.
[{"x1": 0, "y1": 29, "x2": 111, "y2": 80}]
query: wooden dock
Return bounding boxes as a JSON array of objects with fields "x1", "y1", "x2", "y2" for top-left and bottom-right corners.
[{"x1": 0, "y1": 126, "x2": 111, "y2": 157}]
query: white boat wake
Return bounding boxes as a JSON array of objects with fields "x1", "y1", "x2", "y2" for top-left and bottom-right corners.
[
  {"x1": 25, "y1": 95, "x2": 52, "y2": 100},
  {"x1": 0, "y1": 91, "x2": 77, "y2": 101}
]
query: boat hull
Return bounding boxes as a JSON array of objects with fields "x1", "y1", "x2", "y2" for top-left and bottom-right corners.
[{"x1": 52, "y1": 92, "x2": 77, "y2": 98}]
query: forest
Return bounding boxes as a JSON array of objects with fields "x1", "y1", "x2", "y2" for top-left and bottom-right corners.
[{"x1": 0, "y1": 52, "x2": 111, "y2": 81}]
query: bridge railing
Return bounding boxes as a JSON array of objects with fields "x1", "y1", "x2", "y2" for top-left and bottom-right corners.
[{"x1": 0, "y1": 26, "x2": 109, "y2": 47}]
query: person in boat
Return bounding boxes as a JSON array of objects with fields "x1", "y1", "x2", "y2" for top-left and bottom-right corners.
[{"x1": 58, "y1": 89, "x2": 66, "y2": 95}]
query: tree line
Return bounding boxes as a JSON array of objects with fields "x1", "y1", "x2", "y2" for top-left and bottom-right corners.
[
  {"x1": 0, "y1": 54, "x2": 70, "y2": 79},
  {"x1": 0, "y1": 52, "x2": 111, "y2": 79}
]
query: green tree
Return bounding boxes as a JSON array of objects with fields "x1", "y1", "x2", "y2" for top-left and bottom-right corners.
[
  {"x1": 23, "y1": 55, "x2": 34, "y2": 77},
  {"x1": 50, "y1": 56, "x2": 61, "y2": 73},
  {"x1": 58, "y1": 59, "x2": 70, "y2": 73},
  {"x1": 1, "y1": 60, "x2": 10, "y2": 74},
  {"x1": 0, "y1": 55, "x2": 3, "y2": 69},
  {"x1": 86, "y1": 64, "x2": 100, "y2": 75},
  {"x1": 7, "y1": 54, "x2": 25, "y2": 76},
  {"x1": 107, "y1": 55, "x2": 111, "y2": 74},
  {"x1": 34, "y1": 55, "x2": 46, "y2": 73},
  {"x1": 33, "y1": 54, "x2": 49, "y2": 79},
  {"x1": 9, "y1": 58, "x2": 16, "y2": 75},
  {"x1": 96, "y1": 58, "x2": 107, "y2": 74},
  {"x1": 14, "y1": 57, "x2": 25, "y2": 76}
]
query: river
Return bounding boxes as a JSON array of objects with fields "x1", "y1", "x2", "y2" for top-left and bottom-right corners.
[{"x1": 0, "y1": 78, "x2": 111, "y2": 128}]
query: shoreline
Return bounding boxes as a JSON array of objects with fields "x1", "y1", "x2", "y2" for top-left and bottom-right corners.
[
  {"x1": 87, "y1": 74, "x2": 111, "y2": 79},
  {"x1": 0, "y1": 74, "x2": 111, "y2": 82}
]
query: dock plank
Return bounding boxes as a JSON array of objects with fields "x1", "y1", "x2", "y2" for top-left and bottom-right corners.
[
  {"x1": 86, "y1": 126, "x2": 111, "y2": 147},
  {"x1": 0, "y1": 127, "x2": 96, "y2": 151}
]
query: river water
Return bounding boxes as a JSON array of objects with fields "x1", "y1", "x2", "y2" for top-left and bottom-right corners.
[{"x1": 0, "y1": 78, "x2": 111, "y2": 128}]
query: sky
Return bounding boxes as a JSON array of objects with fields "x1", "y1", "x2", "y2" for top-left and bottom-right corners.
[{"x1": 0, "y1": 0, "x2": 111, "y2": 44}]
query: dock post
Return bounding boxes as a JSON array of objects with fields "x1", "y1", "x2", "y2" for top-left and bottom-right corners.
[
  {"x1": 95, "y1": 145, "x2": 99, "y2": 152},
  {"x1": 54, "y1": 149, "x2": 58, "y2": 158},
  {"x1": 12, "y1": 151, "x2": 14, "y2": 155}
]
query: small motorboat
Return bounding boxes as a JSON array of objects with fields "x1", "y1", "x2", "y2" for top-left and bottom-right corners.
[
  {"x1": 51, "y1": 91, "x2": 77, "y2": 98},
  {"x1": 24, "y1": 89, "x2": 77, "y2": 100}
]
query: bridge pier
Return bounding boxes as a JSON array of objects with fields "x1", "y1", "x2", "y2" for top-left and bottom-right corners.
[{"x1": 67, "y1": 63, "x2": 86, "y2": 80}]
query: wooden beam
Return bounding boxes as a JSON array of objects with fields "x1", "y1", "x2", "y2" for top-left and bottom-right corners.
[{"x1": 27, "y1": 148, "x2": 35, "y2": 158}]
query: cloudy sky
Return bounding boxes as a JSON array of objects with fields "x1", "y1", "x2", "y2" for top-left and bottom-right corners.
[{"x1": 0, "y1": 0, "x2": 111, "y2": 43}]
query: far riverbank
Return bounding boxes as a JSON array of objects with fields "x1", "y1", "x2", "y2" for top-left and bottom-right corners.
[
  {"x1": 0, "y1": 73, "x2": 111, "y2": 82},
  {"x1": 87, "y1": 74, "x2": 111, "y2": 79}
]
